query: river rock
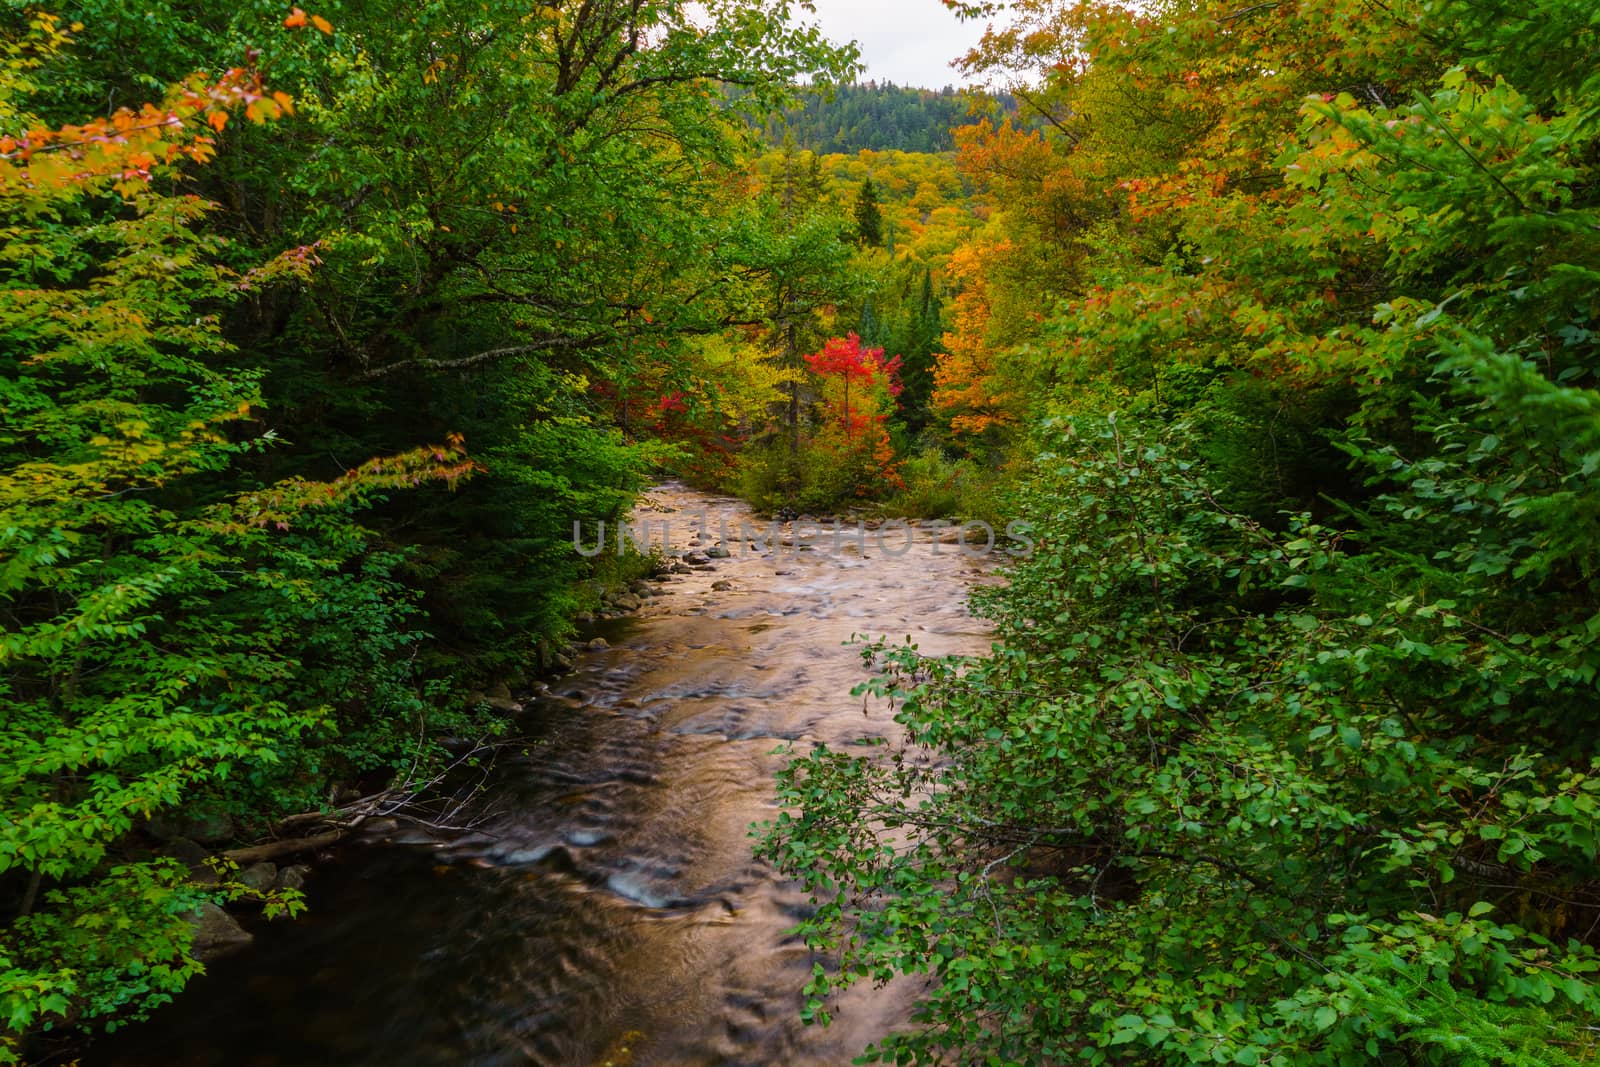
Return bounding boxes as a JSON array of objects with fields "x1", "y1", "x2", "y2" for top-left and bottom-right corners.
[
  {"x1": 186, "y1": 902, "x2": 253, "y2": 960},
  {"x1": 162, "y1": 837, "x2": 219, "y2": 885},
  {"x1": 711, "y1": 580, "x2": 734, "y2": 592},
  {"x1": 163, "y1": 836, "x2": 209, "y2": 866},
  {"x1": 588, "y1": 637, "x2": 610, "y2": 650},
  {"x1": 706, "y1": 545, "x2": 731, "y2": 559},
  {"x1": 484, "y1": 683, "x2": 520, "y2": 713},
  {"x1": 682, "y1": 551, "x2": 709, "y2": 566},
  {"x1": 276, "y1": 865, "x2": 311, "y2": 891},
  {"x1": 611, "y1": 592, "x2": 643, "y2": 612},
  {"x1": 238, "y1": 862, "x2": 278, "y2": 892}
]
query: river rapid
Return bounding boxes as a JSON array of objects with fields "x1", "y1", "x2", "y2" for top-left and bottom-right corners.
[{"x1": 90, "y1": 485, "x2": 994, "y2": 1067}]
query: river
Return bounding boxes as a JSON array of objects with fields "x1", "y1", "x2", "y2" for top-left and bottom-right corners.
[{"x1": 89, "y1": 485, "x2": 994, "y2": 1067}]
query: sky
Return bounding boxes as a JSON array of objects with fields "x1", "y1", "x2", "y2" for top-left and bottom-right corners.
[{"x1": 800, "y1": 0, "x2": 1002, "y2": 89}]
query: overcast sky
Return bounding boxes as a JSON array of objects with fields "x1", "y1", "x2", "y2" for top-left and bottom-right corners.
[{"x1": 801, "y1": 0, "x2": 1002, "y2": 89}]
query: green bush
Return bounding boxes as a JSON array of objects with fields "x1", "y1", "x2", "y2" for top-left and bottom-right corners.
[
  {"x1": 731, "y1": 438, "x2": 877, "y2": 515},
  {"x1": 883, "y1": 443, "x2": 1004, "y2": 522}
]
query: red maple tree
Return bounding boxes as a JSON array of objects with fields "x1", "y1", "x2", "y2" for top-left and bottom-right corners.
[{"x1": 803, "y1": 333, "x2": 903, "y2": 440}]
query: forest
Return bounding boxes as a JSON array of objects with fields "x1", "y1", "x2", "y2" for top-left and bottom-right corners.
[
  {"x1": 3, "y1": 0, "x2": 1600, "y2": 1063},
  {"x1": 749, "y1": 81, "x2": 1021, "y2": 153}
]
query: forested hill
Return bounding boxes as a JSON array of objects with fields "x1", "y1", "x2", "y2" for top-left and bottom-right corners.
[{"x1": 755, "y1": 82, "x2": 1015, "y2": 153}]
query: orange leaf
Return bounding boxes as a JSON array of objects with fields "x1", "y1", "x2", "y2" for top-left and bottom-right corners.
[
  {"x1": 208, "y1": 111, "x2": 229, "y2": 132},
  {"x1": 311, "y1": 14, "x2": 333, "y2": 33},
  {"x1": 284, "y1": 7, "x2": 307, "y2": 27},
  {"x1": 271, "y1": 91, "x2": 295, "y2": 115}
]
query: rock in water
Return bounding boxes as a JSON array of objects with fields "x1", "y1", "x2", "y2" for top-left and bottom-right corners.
[
  {"x1": 238, "y1": 862, "x2": 278, "y2": 892},
  {"x1": 163, "y1": 837, "x2": 219, "y2": 885},
  {"x1": 276, "y1": 865, "x2": 311, "y2": 891},
  {"x1": 484, "y1": 682, "x2": 520, "y2": 713},
  {"x1": 186, "y1": 903, "x2": 253, "y2": 961},
  {"x1": 711, "y1": 580, "x2": 734, "y2": 592}
]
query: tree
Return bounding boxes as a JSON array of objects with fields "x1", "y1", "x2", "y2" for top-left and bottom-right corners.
[
  {"x1": 854, "y1": 175, "x2": 884, "y2": 247},
  {"x1": 763, "y1": 0, "x2": 1600, "y2": 1062},
  {"x1": 800, "y1": 333, "x2": 903, "y2": 497},
  {"x1": 931, "y1": 242, "x2": 1021, "y2": 445},
  {"x1": 802, "y1": 150, "x2": 830, "y2": 208},
  {"x1": 803, "y1": 333, "x2": 902, "y2": 442},
  {"x1": 36, "y1": 0, "x2": 857, "y2": 676},
  {"x1": 0, "y1": 16, "x2": 472, "y2": 1059},
  {"x1": 896, "y1": 268, "x2": 943, "y2": 431},
  {"x1": 1, "y1": 0, "x2": 859, "y2": 1055}
]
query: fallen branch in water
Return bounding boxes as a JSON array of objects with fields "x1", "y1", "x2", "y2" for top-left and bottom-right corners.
[
  {"x1": 225, "y1": 735, "x2": 508, "y2": 860},
  {"x1": 224, "y1": 830, "x2": 348, "y2": 866}
]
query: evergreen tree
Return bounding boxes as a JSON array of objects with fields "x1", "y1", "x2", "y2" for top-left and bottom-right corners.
[
  {"x1": 853, "y1": 176, "x2": 884, "y2": 247},
  {"x1": 898, "y1": 269, "x2": 941, "y2": 429},
  {"x1": 803, "y1": 150, "x2": 829, "y2": 207},
  {"x1": 775, "y1": 131, "x2": 799, "y2": 216},
  {"x1": 858, "y1": 296, "x2": 880, "y2": 347}
]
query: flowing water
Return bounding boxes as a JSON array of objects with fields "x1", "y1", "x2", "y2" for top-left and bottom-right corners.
[{"x1": 90, "y1": 486, "x2": 994, "y2": 1067}]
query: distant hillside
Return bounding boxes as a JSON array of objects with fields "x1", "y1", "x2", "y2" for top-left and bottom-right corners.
[{"x1": 757, "y1": 82, "x2": 1019, "y2": 155}]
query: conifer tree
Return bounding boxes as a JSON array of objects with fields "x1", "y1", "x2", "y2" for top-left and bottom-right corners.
[{"x1": 853, "y1": 175, "x2": 884, "y2": 247}]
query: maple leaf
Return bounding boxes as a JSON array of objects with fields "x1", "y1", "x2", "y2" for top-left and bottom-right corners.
[{"x1": 284, "y1": 7, "x2": 308, "y2": 28}]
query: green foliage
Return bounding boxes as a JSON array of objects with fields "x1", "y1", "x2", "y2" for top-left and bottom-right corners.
[
  {"x1": 734, "y1": 438, "x2": 862, "y2": 515},
  {"x1": 763, "y1": 415, "x2": 1600, "y2": 1064},
  {"x1": 761, "y1": 0, "x2": 1600, "y2": 1062},
  {"x1": 0, "y1": 97, "x2": 462, "y2": 1061},
  {"x1": 2, "y1": 0, "x2": 860, "y2": 1056},
  {"x1": 883, "y1": 442, "x2": 997, "y2": 521}
]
